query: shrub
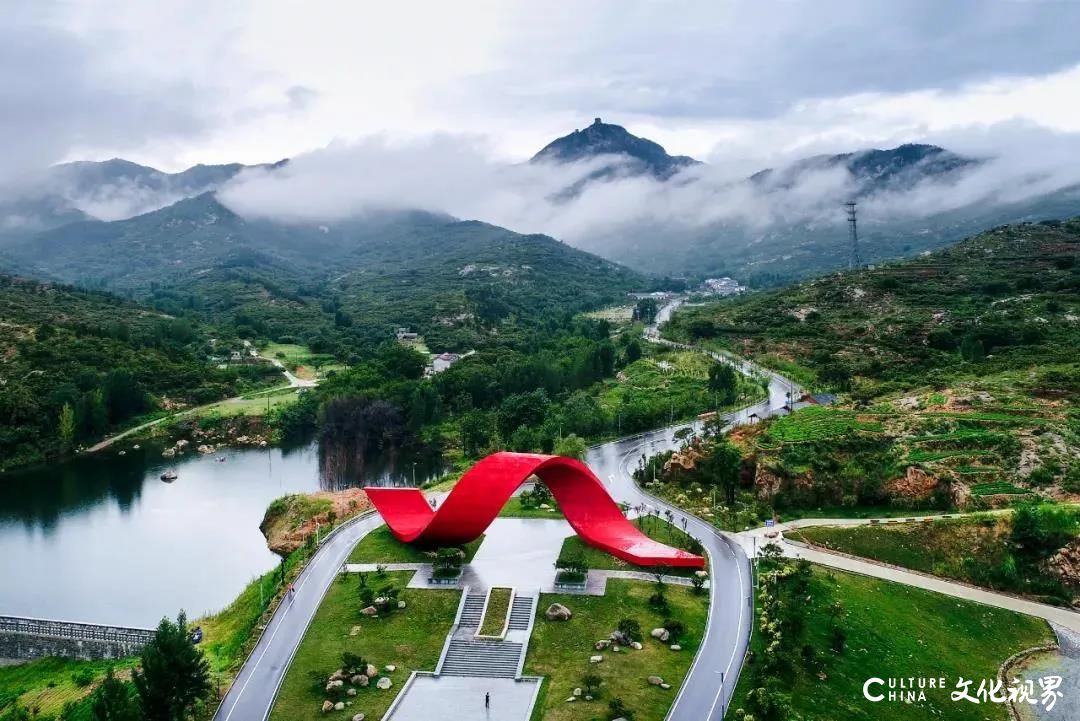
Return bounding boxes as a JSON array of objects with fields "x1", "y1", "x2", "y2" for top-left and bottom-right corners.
[
  {"x1": 607, "y1": 696, "x2": 633, "y2": 720},
  {"x1": 341, "y1": 652, "x2": 367, "y2": 674},
  {"x1": 581, "y1": 671, "x2": 602, "y2": 697},
  {"x1": 616, "y1": 618, "x2": 643, "y2": 643},
  {"x1": 829, "y1": 625, "x2": 847, "y2": 653},
  {"x1": 662, "y1": 619, "x2": 685, "y2": 642}
]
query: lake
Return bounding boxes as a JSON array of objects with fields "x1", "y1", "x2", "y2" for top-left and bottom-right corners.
[{"x1": 0, "y1": 441, "x2": 444, "y2": 628}]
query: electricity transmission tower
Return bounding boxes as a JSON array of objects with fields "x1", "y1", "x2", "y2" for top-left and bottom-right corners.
[{"x1": 844, "y1": 200, "x2": 861, "y2": 269}]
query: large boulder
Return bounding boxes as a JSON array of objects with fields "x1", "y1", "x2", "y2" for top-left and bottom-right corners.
[
  {"x1": 545, "y1": 603, "x2": 572, "y2": 621},
  {"x1": 650, "y1": 628, "x2": 670, "y2": 642},
  {"x1": 376, "y1": 677, "x2": 393, "y2": 690},
  {"x1": 365, "y1": 664, "x2": 378, "y2": 678},
  {"x1": 321, "y1": 701, "x2": 334, "y2": 713}
]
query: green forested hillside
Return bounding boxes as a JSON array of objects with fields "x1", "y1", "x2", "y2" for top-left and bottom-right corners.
[
  {"x1": 7, "y1": 195, "x2": 643, "y2": 352},
  {"x1": 0, "y1": 276, "x2": 275, "y2": 469},
  {"x1": 666, "y1": 219, "x2": 1080, "y2": 510}
]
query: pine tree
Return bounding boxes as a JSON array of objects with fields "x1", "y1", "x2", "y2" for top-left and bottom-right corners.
[
  {"x1": 134, "y1": 612, "x2": 211, "y2": 721},
  {"x1": 91, "y1": 668, "x2": 141, "y2": 721},
  {"x1": 58, "y1": 402, "x2": 76, "y2": 454}
]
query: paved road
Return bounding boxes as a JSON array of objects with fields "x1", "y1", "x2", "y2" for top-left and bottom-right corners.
[
  {"x1": 214, "y1": 513, "x2": 382, "y2": 721},
  {"x1": 739, "y1": 518, "x2": 1080, "y2": 634}
]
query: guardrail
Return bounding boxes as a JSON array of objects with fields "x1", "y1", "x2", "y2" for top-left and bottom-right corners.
[{"x1": 0, "y1": 615, "x2": 155, "y2": 644}]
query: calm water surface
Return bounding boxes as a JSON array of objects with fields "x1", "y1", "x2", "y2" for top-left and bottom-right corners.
[{"x1": 0, "y1": 441, "x2": 444, "y2": 627}]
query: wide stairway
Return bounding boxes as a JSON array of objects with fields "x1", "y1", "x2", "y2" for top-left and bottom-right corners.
[{"x1": 438, "y1": 592, "x2": 537, "y2": 679}]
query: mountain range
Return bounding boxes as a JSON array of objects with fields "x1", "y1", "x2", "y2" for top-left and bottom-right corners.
[{"x1": 2, "y1": 119, "x2": 1079, "y2": 319}]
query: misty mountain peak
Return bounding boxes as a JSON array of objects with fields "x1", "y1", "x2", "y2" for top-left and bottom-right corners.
[{"x1": 531, "y1": 119, "x2": 700, "y2": 180}]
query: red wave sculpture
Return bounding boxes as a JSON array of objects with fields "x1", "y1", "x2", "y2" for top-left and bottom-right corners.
[{"x1": 364, "y1": 451, "x2": 704, "y2": 569}]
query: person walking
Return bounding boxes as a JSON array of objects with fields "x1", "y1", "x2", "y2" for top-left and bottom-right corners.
[{"x1": 485, "y1": 692, "x2": 490, "y2": 709}]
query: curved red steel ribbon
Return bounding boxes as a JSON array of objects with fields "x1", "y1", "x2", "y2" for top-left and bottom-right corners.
[{"x1": 364, "y1": 451, "x2": 704, "y2": 569}]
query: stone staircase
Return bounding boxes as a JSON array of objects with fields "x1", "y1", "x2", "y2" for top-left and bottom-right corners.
[
  {"x1": 458, "y1": 592, "x2": 486, "y2": 627},
  {"x1": 507, "y1": 595, "x2": 535, "y2": 631},
  {"x1": 435, "y1": 591, "x2": 539, "y2": 679},
  {"x1": 439, "y1": 638, "x2": 524, "y2": 678}
]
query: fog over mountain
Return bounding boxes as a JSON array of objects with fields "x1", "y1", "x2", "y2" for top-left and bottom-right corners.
[{"x1": 214, "y1": 120, "x2": 1080, "y2": 277}]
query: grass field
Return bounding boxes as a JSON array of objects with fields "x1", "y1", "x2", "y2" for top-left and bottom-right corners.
[
  {"x1": 268, "y1": 571, "x2": 459, "y2": 721},
  {"x1": 499, "y1": 496, "x2": 565, "y2": 519},
  {"x1": 479, "y1": 588, "x2": 513, "y2": 636},
  {"x1": 970, "y1": 481, "x2": 1030, "y2": 496},
  {"x1": 347, "y1": 525, "x2": 484, "y2": 564},
  {"x1": 764, "y1": 406, "x2": 884, "y2": 444},
  {"x1": 198, "y1": 387, "x2": 300, "y2": 418},
  {"x1": 558, "y1": 517, "x2": 705, "y2": 578},
  {"x1": 525, "y1": 580, "x2": 708, "y2": 721},
  {"x1": 727, "y1": 566, "x2": 1053, "y2": 721},
  {"x1": 262, "y1": 342, "x2": 343, "y2": 379},
  {"x1": 0, "y1": 657, "x2": 135, "y2": 718}
]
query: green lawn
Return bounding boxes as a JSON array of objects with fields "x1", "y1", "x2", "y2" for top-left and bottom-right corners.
[
  {"x1": 525, "y1": 580, "x2": 708, "y2": 721},
  {"x1": 347, "y1": 525, "x2": 483, "y2": 564},
  {"x1": 499, "y1": 496, "x2": 565, "y2": 519},
  {"x1": 0, "y1": 657, "x2": 136, "y2": 718},
  {"x1": 268, "y1": 571, "x2": 459, "y2": 721},
  {"x1": 792, "y1": 515, "x2": 1074, "y2": 603},
  {"x1": 559, "y1": 517, "x2": 705, "y2": 578},
  {"x1": 196, "y1": 388, "x2": 300, "y2": 418},
  {"x1": 727, "y1": 566, "x2": 1053, "y2": 721},
  {"x1": 480, "y1": 588, "x2": 513, "y2": 636}
]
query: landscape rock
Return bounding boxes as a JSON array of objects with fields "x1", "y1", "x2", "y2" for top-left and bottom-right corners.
[
  {"x1": 650, "y1": 628, "x2": 670, "y2": 642},
  {"x1": 660, "y1": 683, "x2": 671, "y2": 690},
  {"x1": 565, "y1": 697, "x2": 576, "y2": 703},
  {"x1": 334, "y1": 702, "x2": 345, "y2": 711},
  {"x1": 350, "y1": 625, "x2": 362, "y2": 636},
  {"x1": 648, "y1": 675, "x2": 664, "y2": 686},
  {"x1": 162, "y1": 448, "x2": 176, "y2": 458},
  {"x1": 630, "y1": 641, "x2": 643, "y2": 650},
  {"x1": 612, "y1": 645, "x2": 621, "y2": 652},
  {"x1": 346, "y1": 688, "x2": 356, "y2": 697},
  {"x1": 670, "y1": 644, "x2": 682, "y2": 651},
  {"x1": 610, "y1": 630, "x2": 630, "y2": 645},
  {"x1": 360, "y1": 605, "x2": 378, "y2": 617},
  {"x1": 376, "y1": 677, "x2": 392, "y2": 690},
  {"x1": 365, "y1": 664, "x2": 378, "y2": 678},
  {"x1": 573, "y1": 688, "x2": 582, "y2": 697},
  {"x1": 330, "y1": 670, "x2": 347, "y2": 682},
  {"x1": 397, "y1": 600, "x2": 407, "y2": 609},
  {"x1": 585, "y1": 695, "x2": 593, "y2": 701},
  {"x1": 321, "y1": 700, "x2": 334, "y2": 713},
  {"x1": 594, "y1": 639, "x2": 611, "y2": 651},
  {"x1": 546, "y1": 603, "x2": 572, "y2": 621},
  {"x1": 385, "y1": 665, "x2": 396, "y2": 672},
  {"x1": 352, "y1": 715, "x2": 365, "y2": 721},
  {"x1": 350, "y1": 675, "x2": 365, "y2": 685},
  {"x1": 589, "y1": 655, "x2": 603, "y2": 663}
]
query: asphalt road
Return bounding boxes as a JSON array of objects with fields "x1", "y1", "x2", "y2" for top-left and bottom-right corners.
[{"x1": 213, "y1": 512, "x2": 383, "y2": 721}]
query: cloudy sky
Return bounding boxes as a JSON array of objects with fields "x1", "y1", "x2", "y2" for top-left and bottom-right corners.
[{"x1": 7, "y1": 0, "x2": 1080, "y2": 175}]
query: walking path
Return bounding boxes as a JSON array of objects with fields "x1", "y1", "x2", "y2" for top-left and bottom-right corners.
[{"x1": 733, "y1": 524, "x2": 1080, "y2": 633}]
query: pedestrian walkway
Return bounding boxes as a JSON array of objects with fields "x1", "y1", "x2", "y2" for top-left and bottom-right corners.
[{"x1": 383, "y1": 674, "x2": 540, "y2": 721}]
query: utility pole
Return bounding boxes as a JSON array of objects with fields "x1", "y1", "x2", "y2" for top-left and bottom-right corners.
[{"x1": 845, "y1": 200, "x2": 861, "y2": 269}]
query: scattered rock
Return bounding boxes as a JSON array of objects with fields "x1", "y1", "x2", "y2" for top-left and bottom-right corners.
[
  {"x1": 355, "y1": 675, "x2": 369, "y2": 688},
  {"x1": 365, "y1": 664, "x2": 378, "y2": 678},
  {"x1": 585, "y1": 695, "x2": 593, "y2": 701},
  {"x1": 630, "y1": 641, "x2": 643, "y2": 650},
  {"x1": 360, "y1": 606, "x2": 378, "y2": 616},
  {"x1": 670, "y1": 644, "x2": 682, "y2": 651},
  {"x1": 565, "y1": 697, "x2": 576, "y2": 703},
  {"x1": 660, "y1": 683, "x2": 671, "y2": 690},
  {"x1": 346, "y1": 688, "x2": 357, "y2": 696},
  {"x1": 594, "y1": 639, "x2": 611, "y2": 651},
  {"x1": 589, "y1": 655, "x2": 603, "y2": 663},
  {"x1": 648, "y1": 675, "x2": 664, "y2": 686},
  {"x1": 376, "y1": 677, "x2": 392, "y2": 690},
  {"x1": 609, "y1": 630, "x2": 630, "y2": 645},
  {"x1": 321, "y1": 700, "x2": 334, "y2": 713},
  {"x1": 650, "y1": 628, "x2": 670, "y2": 642},
  {"x1": 545, "y1": 603, "x2": 572, "y2": 621},
  {"x1": 350, "y1": 625, "x2": 362, "y2": 636},
  {"x1": 352, "y1": 715, "x2": 366, "y2": 721},
  {"x1": 330, "y1": 670, "x2": 347, "y2": 682},
  {"x1": 573, "y1": 688, "x2": 582, "y2": 697},
  {"x1": 397, "y1": 600, "x2": 407, "y2": 609},
  {"x1": 162, "y1": 448, "x2": 176, "y2": 458},
  {"x1": 385, "y1": 665, "x2": 396, "y2": 672},
  {"x1": 334, "y1": 702, "x2": 345, "y2": 711},
  {"x1": 612, "y1": 645, "x2": 621, "y2": 653}
]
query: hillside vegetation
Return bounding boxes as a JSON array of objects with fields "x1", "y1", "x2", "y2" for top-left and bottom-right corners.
[
  {"x1": 0, "y1": 276, "x2": 276, "y2": 469},
  {"x1": 667, "y1": 220, "x2": 1080, "y2": 510}
]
